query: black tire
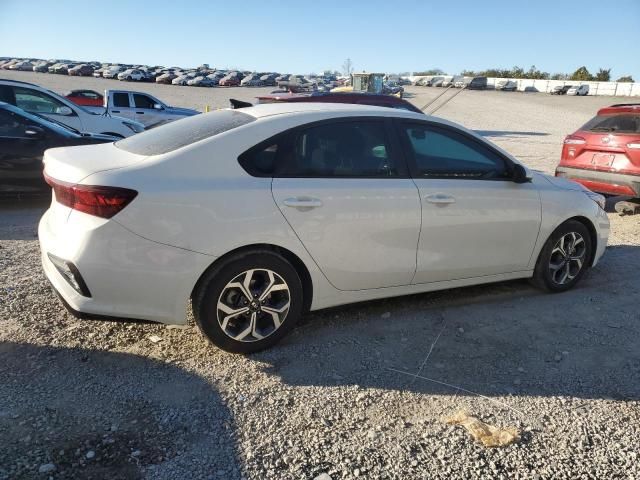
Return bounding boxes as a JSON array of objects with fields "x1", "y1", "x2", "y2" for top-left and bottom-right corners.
[
  {"x1": 531, "y1": 220, "x2": 592, "y2": 292},
  {"x1": 126, "y1": 76, "x2": 132, "y2": 81},
  {"x1": 193, "y1": 250, "x2": 303, "y2": 354}
]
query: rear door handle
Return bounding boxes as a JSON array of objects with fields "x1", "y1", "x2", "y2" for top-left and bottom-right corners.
[
  {"x1": 283, "y1": 197, "x2": 323, "y2": 209},
  {"x1": 136, "y1": 111, "x2": 144, "y2": 114},
  {"x1": 111, "y1": 110, "x2": 120, "y2": 113},
  {"x1": 425, "y1": 193, "x2": 456, "y2": 204}
]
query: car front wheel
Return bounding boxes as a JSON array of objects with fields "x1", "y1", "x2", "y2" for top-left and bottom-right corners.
[
  {"x1": 193, "y1": 251, "x2": 304, "y2": 353},
  {"x1": 531, "y1": 220, "x2": 592, "y2": 292}
]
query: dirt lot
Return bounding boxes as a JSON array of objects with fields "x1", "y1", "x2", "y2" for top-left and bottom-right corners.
[{"x1": 1, "y1": 71, "x2": 639, "y2": 480}]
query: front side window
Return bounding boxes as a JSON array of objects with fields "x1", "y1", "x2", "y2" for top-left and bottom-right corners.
[
  {"x1": 133, "y1": 94, "x2": 156, "y2": 109},
  {"x1": 403, "y1": 124, "x2": 509, "y2": 179},
  {"x1": 14, "y1": 87, "x2": 67, "y2": 114},
  {"x1": 112, "y1": 93, "x2": 130, "y2": 108},
  {"x1": 283, "y1": 121, "x2": 398, "y2": 177}
]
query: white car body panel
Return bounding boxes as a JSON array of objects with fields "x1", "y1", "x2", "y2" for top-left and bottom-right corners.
[
  {"x1": 272, "y1": 177, "x2": 421, "y2": 290},
  {"x1": 38, "y1": 103, "x2": 609, "y2": 325},
  {"x1": 412, "y1": 178, "x2": 541, "y2": 283}
]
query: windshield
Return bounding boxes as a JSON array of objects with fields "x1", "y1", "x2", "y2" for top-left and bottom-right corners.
[{"x1": 581, "y1": 114, "x2": 640, "y2": 134}]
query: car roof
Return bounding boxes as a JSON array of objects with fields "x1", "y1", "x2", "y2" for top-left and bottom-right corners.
[{"x1": 598, "y1": 104, "x2": 640, "y2": 115}]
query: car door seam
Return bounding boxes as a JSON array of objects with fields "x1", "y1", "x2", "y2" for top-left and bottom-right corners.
[
  {"x1": 409, "y1": 176, "x2": 422, "y2": 284},
  {"x1": 269, "y1": 177, "x2": 342, "y2": 291}
]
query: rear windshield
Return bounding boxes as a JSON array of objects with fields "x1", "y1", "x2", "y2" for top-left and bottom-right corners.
[
  {"x1": 115, "y1": 110, "x2": 255, "y2": 155},
  {"x1": 581, "y1": 114, "x2": 640, "y2": 134}
]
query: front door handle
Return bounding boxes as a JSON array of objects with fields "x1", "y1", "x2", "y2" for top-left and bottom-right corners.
[
  {"x1": 136, "y1": 111, "x2": 144, "y2": 114},
  {"x1": 283, "y1": 197, "x2": 323, "y2": 209},
  {"x1": 425, "y1": 193, "x2": 456, "y2": 204},
  {"x1": 111, "y1": 110, "x2": 120, "y2": 113}
]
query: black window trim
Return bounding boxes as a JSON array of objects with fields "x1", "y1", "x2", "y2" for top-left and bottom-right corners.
[
  {"x1": 394, "y1": 119, "x2": 517, "y2": 182},
  {"x1": 238, "y1": 116, "x2": 411, "y2": 179}
]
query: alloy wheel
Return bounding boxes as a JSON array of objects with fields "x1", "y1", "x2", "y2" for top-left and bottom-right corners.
[
  {"x1": 216, "y1": 269, "x2": 291, "y2": 342},
  {"x1": 548, "y1": 232, "x2": 587, "y2": 285}
]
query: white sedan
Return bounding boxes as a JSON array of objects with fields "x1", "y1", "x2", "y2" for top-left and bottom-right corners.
[{"x1": 39, "y1": 103, "x2": 609, "y2": 353}]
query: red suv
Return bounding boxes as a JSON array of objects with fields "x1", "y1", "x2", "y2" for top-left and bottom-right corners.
[{"x1": 556, "y1": 103, "x2": 640, "y2": 199}]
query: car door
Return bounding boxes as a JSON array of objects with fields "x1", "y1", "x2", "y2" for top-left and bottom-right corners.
[
  {"x1": 109, "y1": 92, "x2": 135, "y2": 120},
  {"x1": 397, "y1": 121, "x2": 541, "y2": 284},
  {"x1": 0, "y1": 109, "x2": 52, "y2": 192},
  {"x1": 12, "y1": 86, "x2": 83, "y2": 131},
  {"x1": 269, "y1": 118, "x2": 421, "y2": 291},
  {"x1": 132, "y1": 93, "x2": 163, "y2": 127}
]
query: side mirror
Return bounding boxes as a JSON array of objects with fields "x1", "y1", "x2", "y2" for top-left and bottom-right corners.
[
  {"x1": 512, "y1": 163, "x2": 532, "y2": 184},
  {"x1": 56, "y1": 106, "x2": 74, "y2": 116},
  {"x1": 153, "y1": 103, "x2": 163, "y2": 110},
  {"x1": 24, "y1": 125, "x2": 45, "y2": 138}
]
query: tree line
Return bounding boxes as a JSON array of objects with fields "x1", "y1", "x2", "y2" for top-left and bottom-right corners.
[{"x1": 412, "y1": 66, "x2": 634, "y2": 83}]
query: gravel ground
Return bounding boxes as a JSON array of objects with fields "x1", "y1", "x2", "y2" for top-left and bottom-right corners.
[{"x1": 1, "y1": 71, "x2": 639, "y2": 480}]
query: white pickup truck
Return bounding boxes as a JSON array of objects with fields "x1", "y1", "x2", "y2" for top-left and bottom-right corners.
[
  {"x1": 87, "y1": 90, "x2": 200, "y2": 128},
  {"x1": 0, "y1": 79, "x2": 145, "y2": 137}
]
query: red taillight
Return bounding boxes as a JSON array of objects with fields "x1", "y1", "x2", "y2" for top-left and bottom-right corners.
[
  {"x1": 44, "y1": 174, "x2": 137, "y2": 219},
  {"x1": 564, "y1": 135, "x2": 586, "y2": 145}
]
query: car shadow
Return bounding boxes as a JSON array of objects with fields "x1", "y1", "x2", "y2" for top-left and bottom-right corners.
[
  {"x1": 475, "y1": 130, "x2": 550, "y2": 138},
  {"x1": 253, "y1": 245, "x2": 640, "y2": 404},
  {"x1": 0, "y1": 342, "x2": 241, "y2": 480}
]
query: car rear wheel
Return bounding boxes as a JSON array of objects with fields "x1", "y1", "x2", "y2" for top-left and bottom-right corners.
[
  {"x1": 531, "y1": 220, "x2": 592, "y2": 292},
  {"x1": 193, "y1": 251, "x2": 303, "y2": 353}
]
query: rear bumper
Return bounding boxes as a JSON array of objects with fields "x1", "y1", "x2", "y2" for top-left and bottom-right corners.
[
  {"x1": 555, "y1": 166, "x2": 640, "y2": 197},
  {"x1": 39, "y1": 209, "x2": 214, "y2": 324}
]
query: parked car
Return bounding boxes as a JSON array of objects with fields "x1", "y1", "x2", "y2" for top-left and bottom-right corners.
[
  {"x1": 428, "y1": 76, "x2": 444, "y2": 87},
  {"x1": 172, "y1": 74, "x2": 193, "y2": 86},
  {"x1": 85, "y1": 90, "x2": 198, "y2": 128},
  {"x1": 39, "y1": 103, "x2": 608, "y2": 353},
  {"x1": 64, "y1": 89, "x2": 104, "y2": 107},
  {"x1": 53, "y1": 63, "x2": 76, "y2": 75},
  {"x1": 260, "y1": 74, "x2": 277, "y2": 86},
  {"x1": 10, "y1": 61, "x2": 35, "y2": 71},
  {"x1": 467, "y1": 77, "x2": 488, "y2": 90},
  {"x1": 68, "y1": 64, "x2": 94, "y2": 77},
  {"x1": 251, "y1": 91, "x2": 422, "y2": 113},
  {"x1": 496, "y1": 80, "x2": 518, "y2": 91},
  {"x1": 33, "y1": 61, "x2": 54, "y2": 73},
  {"x1": 550, "y1": 85, "x2": 573, "y2": 95},
  {"x1": 187, "y1": 76, "x2": 216, "y2": 87},
  {"x1": 0, "y1": 102, "x2": 117, "y2": 193},
  {"x1": 0, "y1": 79, "x2": 144, "y2": 137},
  {"x1": 440, "y1": 76, "x2": 455, "y2": 87},
  {"x1": 567, "y1": 84, "x2": 589, "y2": 96},
  {"x1": 219, "y1": 75, "x2": 241, "y2": 87},
  {"x1": 454, "y1": 77, "x2": 470, "y2": 88},
  {"x1": 103, "y1": 66, "x2": 125, "y2": 79},
  {"x1": 155, "y1": 72, "x2": 178, "y2": 84},
  {"x1": 556, "y1": 103, "x2": 640, "y2": 199},
  {"x1": 118, "y1": 69, "x2": 145, "y2": 81},
  {"x1": 241, "y1": 74, "x2": 264, "y2": 87}
]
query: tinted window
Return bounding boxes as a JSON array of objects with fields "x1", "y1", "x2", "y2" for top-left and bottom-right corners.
[
  {"x1": 112, "y1": 93, "x2": 130, "y2": 108},
  {"x1": 14, "y1": 87, "x2": 67, "y2": 114},
  {"x1": 403, "y1": 124, "x2": 508, "y2": 179},
  {"x1": 115, "y1": 110, "x2": 255, "y2": 155},
  {"x1": 239, "y1": 143, "x2": 280, "y2": 176},
  {"x1": 282, "y1": 121, "x2": 398, "y2": 177},
  {"x1": 581, "y1": 114, "x2": 640, "y2": 134},
  {"x1": 133, "y1": 94, "x2": 156, "y2": 109},
  {"x1": 0, "y1": 110, "x2": 26, "y2": 137}
]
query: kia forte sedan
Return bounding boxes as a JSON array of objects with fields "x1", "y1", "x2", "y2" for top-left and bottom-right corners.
[{"x1": 39, "y1": 103, "x2": 609, "y2": 353}]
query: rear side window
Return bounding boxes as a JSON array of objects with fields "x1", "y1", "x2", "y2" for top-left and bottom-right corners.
[
  {"x1": 581, "y1": 114, "x2": 640, "y2": 134},
  {"x1": 115, "y1": 110, "x2": 255, "y2": 155},
  {"x1": 133, "y1": 94, "x2": 155, "y2": 109},
  {"x1": 283, "y1": 121, "x2": 398, "y2": 177}
]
